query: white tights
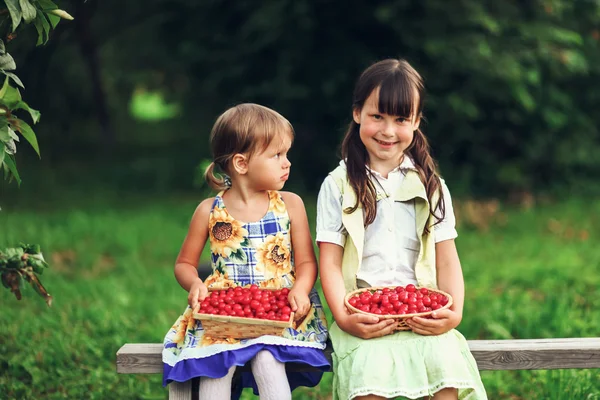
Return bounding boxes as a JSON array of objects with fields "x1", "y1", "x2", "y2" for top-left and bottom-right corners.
[{"x1": 198, "y1": 350, "x2": 291, "y2": 400}]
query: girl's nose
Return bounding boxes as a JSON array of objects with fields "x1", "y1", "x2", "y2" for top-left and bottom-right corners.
[{"x1": 383, "y1": 122, "x2": 395, "y2": 137}]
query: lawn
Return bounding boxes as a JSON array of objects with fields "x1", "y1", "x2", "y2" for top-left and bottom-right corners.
[{"x1": 1, "y1": 190, "x2": 599, "y2": 399}]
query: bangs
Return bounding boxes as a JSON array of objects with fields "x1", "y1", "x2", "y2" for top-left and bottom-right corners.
[
  {"x1": 251, "y1": 110, "x2": 294, "y2": 155},
  {"x1": 376, "y1": 73, "x2": 421, "y2": 118}
]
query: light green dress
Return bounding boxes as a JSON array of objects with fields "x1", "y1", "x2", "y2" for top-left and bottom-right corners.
[{"x1": 325, "y1": 164, "x2": 487, "y2": 400}]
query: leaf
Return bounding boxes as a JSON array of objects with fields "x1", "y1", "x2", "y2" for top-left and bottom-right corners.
[
  {"x1": 35, "y1": 13, "x2": 51, "y2": 45},
  {"x1": 49, "y1": 9, "x2": 74, "y2": 21},
  {"x1": 23, "y1": 269, "x2": 52, "y2": 306},
  {"x1": 33, "y1": 16, "x2": 44, "y2": 46},
  {"x1": 7, "y1": 127, "x2": 19, "y2": 141},
  {"x1": 0, "y1": 53, "x2": 17, "y2": 71},
  {"x1": 4, "y1": 0, "x2": 23, "y2": 31},
  {"x1": 0, "y1": 77, "x2": 22, "y2": 108},
  {"x1": 0, "y1": 143, "x2": 5, "y2": 166},
  {"x1": 3, "y1": 154, "x2": 21, "y2": 185},
  {"x1": 14, "y1": 101, "x2": 40, "y2": 124},
  {"x1": 37, "y1": 0, "x2": 58, "y2": 10},
  {"x1": 0, "y1": 76, "x2": 9, "y2": 98},
  {"x1": 11, "y1": 118, "x2": 40, "y2": 156},
  {"x1": 47, "y1": 13, "x2": 60, "y2": 29},
  {"x1": 1, "y1": 70, "x2": 24, "y2": 88},
  {"x1": 19, "y1": 0, "x2": 37, "y2": 23},
  {"x1": 0, "y1": 120, "x2": 9, "y2": 141}
]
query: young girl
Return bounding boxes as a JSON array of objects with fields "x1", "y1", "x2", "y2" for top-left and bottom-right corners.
[
  {"x1": 317, "y1": 59, "x2": 487, "y2": 400},
  {"x1": 163, "y1": 103, "x2": 329, "y2": 399}
]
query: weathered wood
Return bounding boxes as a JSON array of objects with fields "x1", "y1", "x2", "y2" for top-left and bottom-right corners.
[
  {"x1": 469, "y1": 337, "x2": 600, "y2": 370},
  {"x1": 117, "y1": 338, "x2": 600, "y2": 375},
  {"x1": 117, "y1": 343, "x2": 163, "y2": 374}
]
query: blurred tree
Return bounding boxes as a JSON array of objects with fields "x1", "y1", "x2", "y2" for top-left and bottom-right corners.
[
  {"x1": 0, "y1": 0, "x2": 72, "y2": 304},
  {"x1": 7, "y1": 0, "x2": 600, "y2": 196},
  {"x1": 0, "y1": 0, "x2": 72, "y2": 184}
]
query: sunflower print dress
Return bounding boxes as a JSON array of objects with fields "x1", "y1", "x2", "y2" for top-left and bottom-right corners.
[{"x1": 163, "y1": 190, "x2": 330, "y2": 397}]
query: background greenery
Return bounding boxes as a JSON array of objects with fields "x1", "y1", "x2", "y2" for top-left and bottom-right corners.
[{"x1": 2, "y1": 0, "x2": 600, "y2": 399}]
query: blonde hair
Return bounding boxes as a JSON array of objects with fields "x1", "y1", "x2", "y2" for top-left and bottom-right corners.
[{"x1": 204, "y1": 103, "x2": 294, "y2": 191}]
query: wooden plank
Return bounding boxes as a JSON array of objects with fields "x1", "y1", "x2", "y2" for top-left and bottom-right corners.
[
  {"x1": 117, "y1": 338, "x2": 600, "y2": 374},
  {"x1": 117, "y1": 343, "x2": 163, "y2": 374},
  {"x1": 468, "y1": 338, "x2": 600, "y2": 370},
  {"x1": 169, "y1": 380, "x2": 192, "y2": 400}
]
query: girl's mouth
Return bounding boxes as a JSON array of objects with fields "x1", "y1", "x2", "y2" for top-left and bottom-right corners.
[{"x1": 375, "y1": 139, "x2": 396, "y2": 146}]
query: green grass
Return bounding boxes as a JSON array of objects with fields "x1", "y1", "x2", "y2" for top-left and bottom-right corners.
[{"x1": 1, "y1": 192, "x2": 600, "y2": 399}]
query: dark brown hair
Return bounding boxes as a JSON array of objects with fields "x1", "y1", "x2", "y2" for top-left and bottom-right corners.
[
  {"x1": 341, "y1": 59, "x2": 445, "y2": 230},
  {"x1": 205, "y1": 103, "x2": 294, "y2": 190}
]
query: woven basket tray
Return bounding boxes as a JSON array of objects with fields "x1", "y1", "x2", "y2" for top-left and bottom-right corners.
[
  {"x1": 344, "y1": 286, "x2": 453, "y2": 331},
  {"x1": 192, "y1": 288, "x2": 294, "y2": 339},
  {"x1": 192, "y1": 311, "x2": 295, "y2": 339}
]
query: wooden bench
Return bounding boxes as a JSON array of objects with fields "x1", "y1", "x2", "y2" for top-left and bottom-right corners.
[{"x1": 117, "y1": 337, "x2": 600, "y2": 399}]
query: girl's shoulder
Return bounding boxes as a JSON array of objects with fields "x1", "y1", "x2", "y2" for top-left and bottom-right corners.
[
  {"x1": 278, "y1": 191, "x2": 303, "y2": 208},
  {"x1": 195, "y1": 197, "x2": 217, "y2": 217}
]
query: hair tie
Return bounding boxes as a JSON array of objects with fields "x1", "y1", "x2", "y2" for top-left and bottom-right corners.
[{"x1": 223, "y1": 175, "x2": 232, "y2": 188}]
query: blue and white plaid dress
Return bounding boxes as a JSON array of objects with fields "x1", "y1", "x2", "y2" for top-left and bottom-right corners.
[{"x1": 163, "y1": 191, "x2": 329, "y2": 397}]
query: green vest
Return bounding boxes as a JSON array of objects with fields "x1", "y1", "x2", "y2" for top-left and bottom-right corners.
[{"x1": 328, "y1": 164, "x2": 439, "y2": 293}]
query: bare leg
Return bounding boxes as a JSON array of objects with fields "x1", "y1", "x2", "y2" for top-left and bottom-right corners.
[
  {"x1": 431, "y1": 387, "x2": 458, "y2": 400},
  {"x1": 353, "y1": 395, "x2": 389, "y2": 400}
]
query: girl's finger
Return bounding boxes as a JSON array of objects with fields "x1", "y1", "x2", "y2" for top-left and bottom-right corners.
[
  {"x1": 289, "y1": 295, "x2": 298, "y2": 311},
  {"x1": 410, "y1": 316, "x2": 439, "y2": 328},
  {"x1": 410, "y1": 326, "x2": 433, "y2": 336}
]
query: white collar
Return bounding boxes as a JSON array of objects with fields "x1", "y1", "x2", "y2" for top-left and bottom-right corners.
[{"x1": 339, "y1": 156, "x2": 417, "y2": 177}]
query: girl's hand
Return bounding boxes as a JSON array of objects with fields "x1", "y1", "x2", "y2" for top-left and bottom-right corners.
[
  {"x1": 338, "y1": 309, "x2": 398, "y2": 339},
  {"x1": 287, "y1": 286, "x2": 311, "y2": 320},
  {"x1": 405, "y1": 309, "x2": 462, "y2": 336},
  {"x1": 188, "y1": 279, "x2": 209, "y2": 309}
]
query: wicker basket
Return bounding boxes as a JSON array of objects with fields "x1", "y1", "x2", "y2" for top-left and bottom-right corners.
[
  {"x1": 192, "y1": 311, "x2": 295, "y2": 339},
  {"x1": 344, "y1": 286, "x2": 453, "y2": 331},
  {"x1": 192, "y1": 288, "x2": 295, "y2": 339}
]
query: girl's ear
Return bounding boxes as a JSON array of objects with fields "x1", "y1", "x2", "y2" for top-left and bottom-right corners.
[
  {"x1": 413, "y1": 115, "x2": 421, "y2": 131},
  {"x1": 352, "y1": 108, "x2": 361, "y2": 124},
  {"x1": 232, "y1": 153, "x2": 249, "y2": 175}
]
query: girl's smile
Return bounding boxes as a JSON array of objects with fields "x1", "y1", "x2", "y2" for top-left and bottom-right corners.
[{"x1": 374, "y1": 138, "x2": 399, "y2": 148}]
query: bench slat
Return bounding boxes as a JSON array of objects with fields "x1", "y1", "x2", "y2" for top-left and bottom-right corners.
[
  {"x1": 117, "y1": 338, "x2": 600, "y2": 374},
  {"x1": 470, "y1": 338, "x2": 600, "y2": 370}
]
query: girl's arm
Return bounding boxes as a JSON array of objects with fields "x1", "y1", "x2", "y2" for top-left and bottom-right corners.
[
  {"x1": 436, "y1": 239, "x2": 464, "y2": 317},
  {"x1": 174, "y1": 197, "x2": 214, "y2": 308},
  {"x1": 318, "y1": 242, "x2": 348, "y2": 322},
  {"x1": 319, "y1": 241, "x2": 397, "y2": 338},
  {"x1": 406, "y1": 239, "x2": 464, "y2": 335},
  {"x1": 281, "y1": 192, "x2": 317, "y2": 317}
]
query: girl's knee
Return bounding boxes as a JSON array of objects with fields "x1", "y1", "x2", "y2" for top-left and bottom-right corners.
[
  {"x1": 431, "y1": 387, "x2": 458, "y2": 400},
  {"x1": 252, "y1": 350, "x2": 280, "y2": 366}
]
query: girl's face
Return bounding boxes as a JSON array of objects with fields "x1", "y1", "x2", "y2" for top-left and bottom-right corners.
[
  {"x1": 245, "y1": 133, "x2": 292, "y2": 191},
  {"x1": 353, "y1": 88, "x2": 420, "y2": 173}
]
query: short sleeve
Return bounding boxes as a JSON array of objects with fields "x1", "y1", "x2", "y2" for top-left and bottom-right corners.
[
  {"x1": 433, "y1": 179, "x2": 458, "y2": 243},
  {"x1": 316, "y1": 175, "x2": 347, "y2": 247}
]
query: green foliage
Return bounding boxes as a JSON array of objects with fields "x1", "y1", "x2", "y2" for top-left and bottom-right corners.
[
  {"x1": 108, "y1": 0, "x2": 596, "y2": 195},
  {"x1": 0, "y1": 0, "x2": 72, "y2": 185},
  {"x1": 0, "y1": 242, "x2": 52, "y2": 305},
  {"x1": 129, "y1": 87, "x2": 181, "y2": 121},
  {"x1": 1, "y1": 194, "x2": 600, "y2": 398}
]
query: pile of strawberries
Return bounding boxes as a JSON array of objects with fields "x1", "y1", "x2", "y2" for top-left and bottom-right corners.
[
  {"x1": 347, "y1": 284, "x2": 449, "y2": 316},
  {"x1": 197, "y1": 285, "x2": 293, "y2": 322}
]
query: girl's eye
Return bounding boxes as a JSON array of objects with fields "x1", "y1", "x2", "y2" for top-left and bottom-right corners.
[
  {"x1": 396, "y1": 117, "x2": 407, "y2": 123},
  {"x1": 372, "y1": 114, "x2": 382, "y2": 120},
  {"x1": 274, "y1": 153, "x2": 280, "y2": 159}
]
